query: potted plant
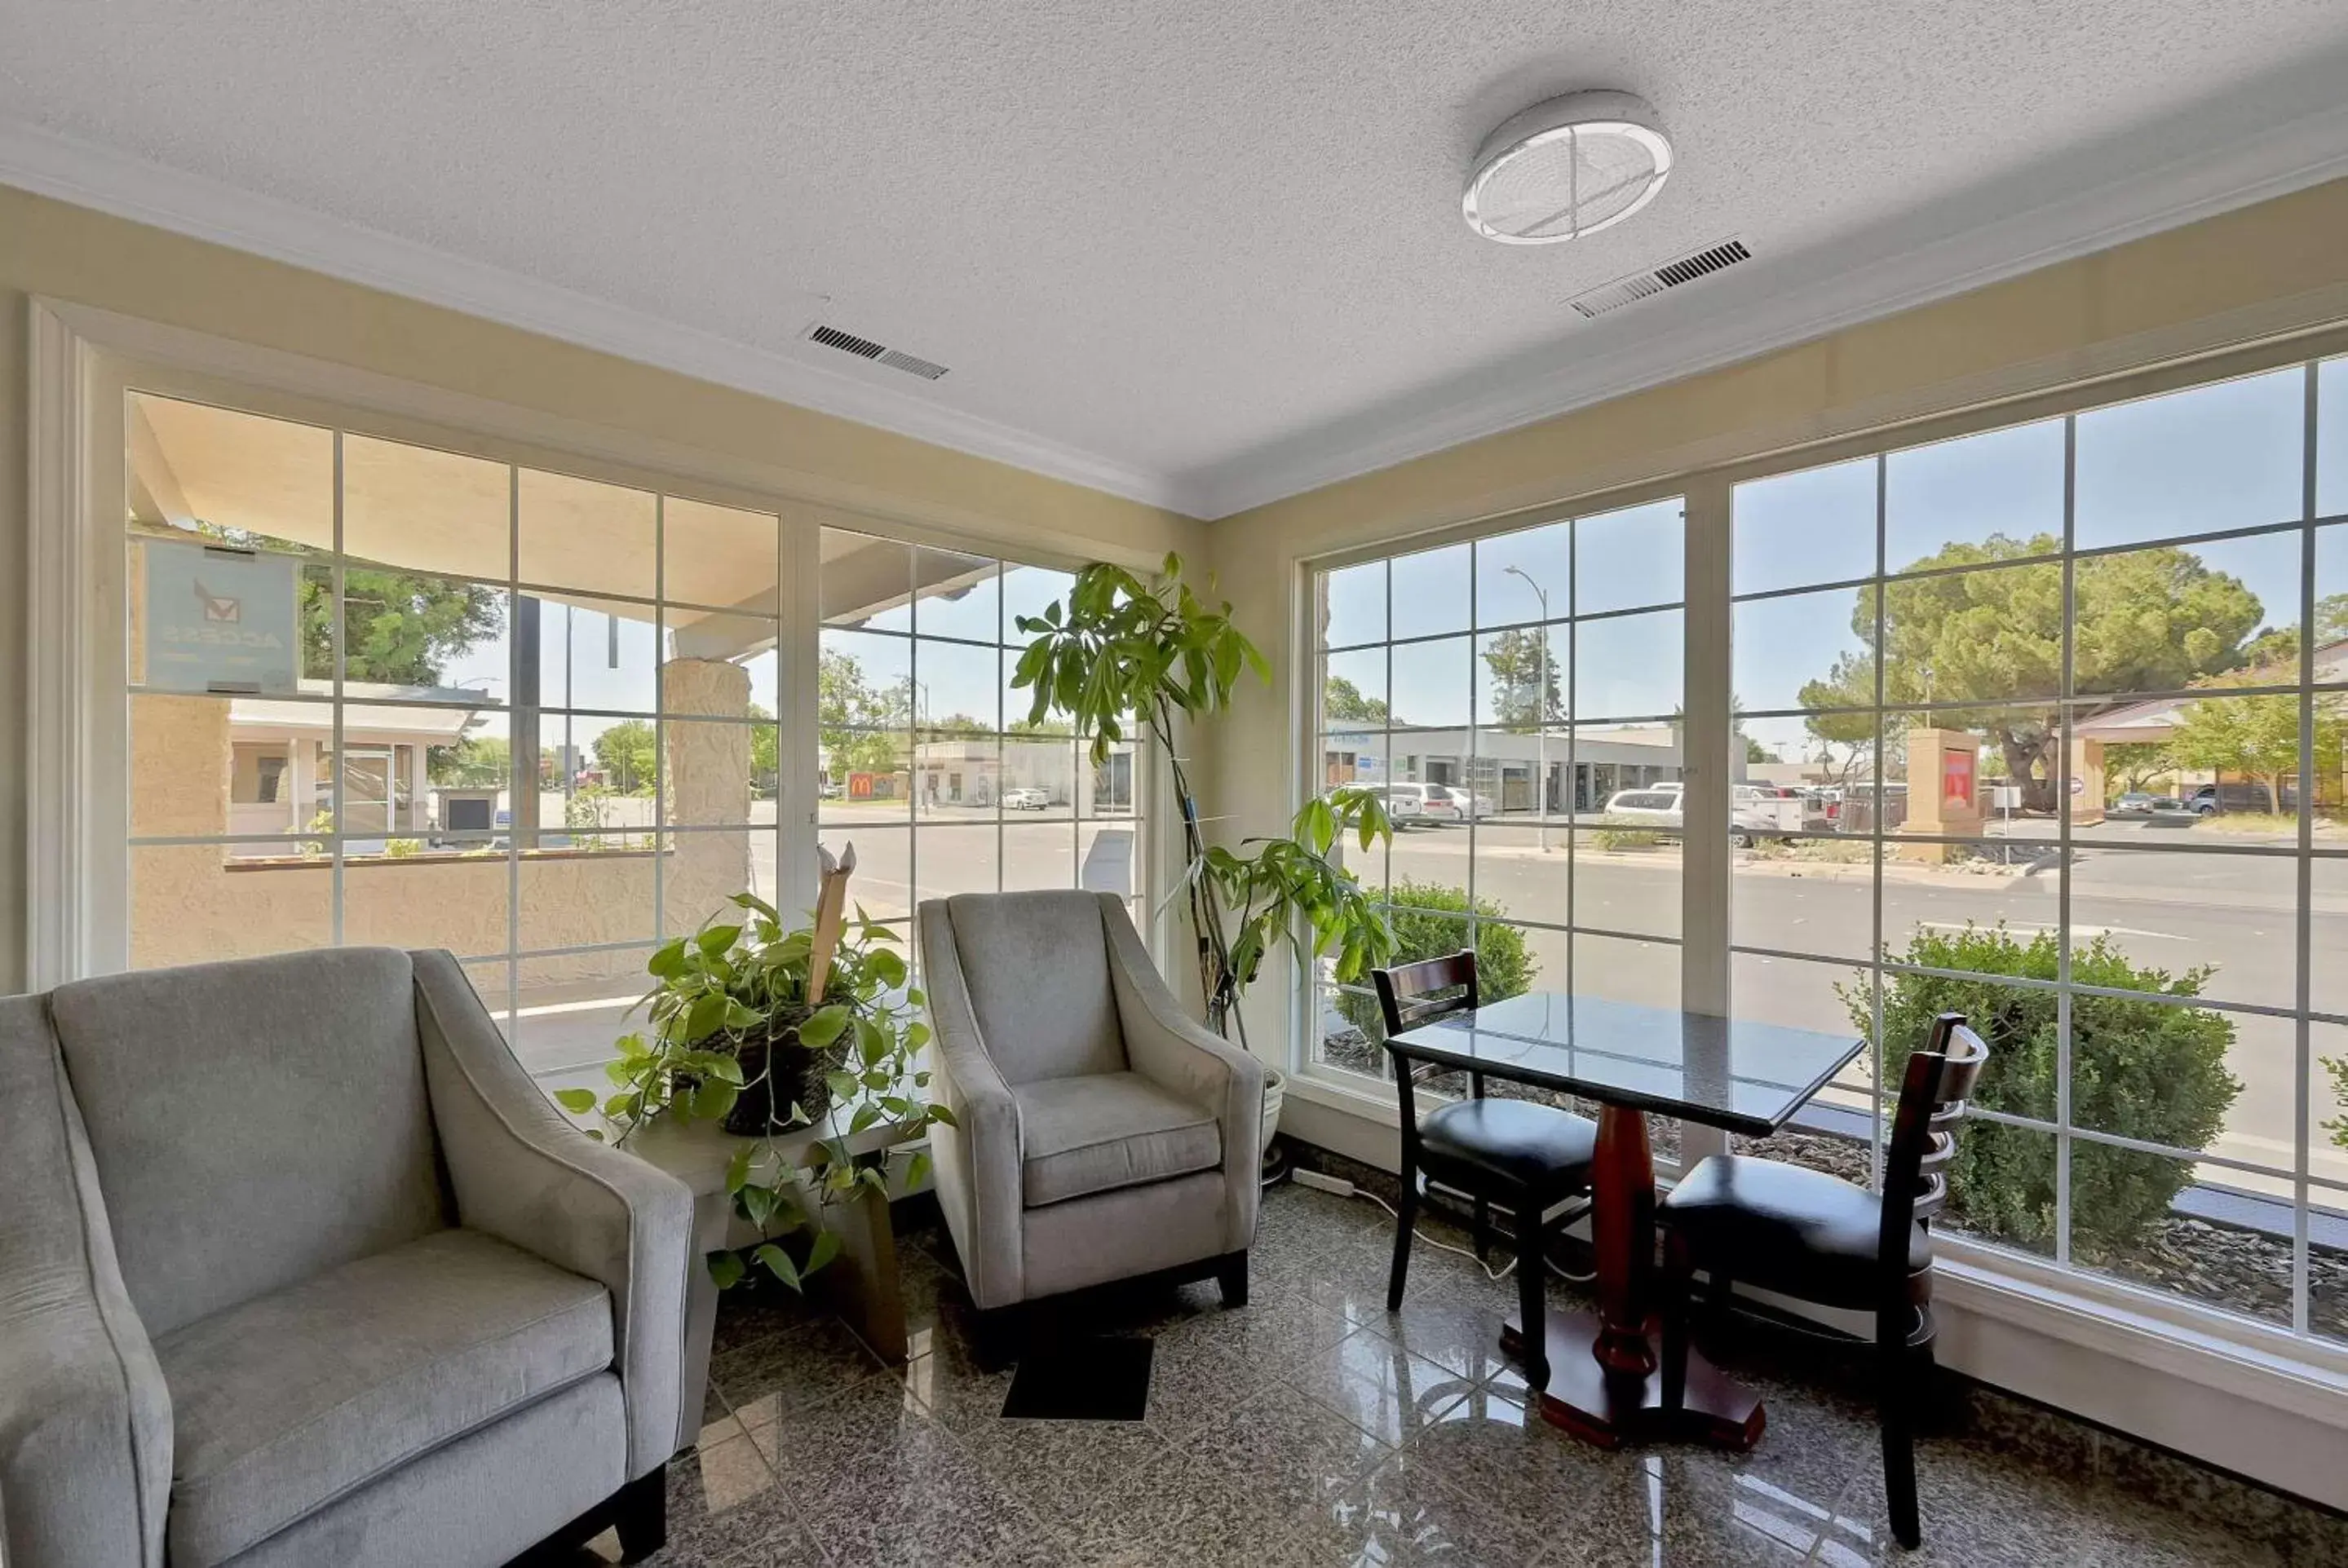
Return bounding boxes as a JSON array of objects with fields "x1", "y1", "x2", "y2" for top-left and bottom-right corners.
[
  {"x1": 1013, "y1": 554, "x2": 1398, "y2": 1166},
  {"x1": 559, "y1": 851, "x2": 954, "y2": 1291}
]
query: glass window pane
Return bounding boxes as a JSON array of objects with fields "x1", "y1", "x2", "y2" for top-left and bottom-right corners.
[
  {"x1": 821, "y1": 629, "x2": 913, "y2": 729},
  {"x1": 2319, "y1": 524, "x2": 2348, "y2": 678},
  {"x1": 2314, "y1": 860, "x2": 2348, "y2": 1023},
  {"x1": 2313, "y1": 1023, "x2": 2348, "y2": 1211},
  {"x1": 2321, "y1": 358, "x2": 2348, "y2": 520},
  {"x1": 665, "y1": 612, "x2": 779, "y2": 718},
  {"x1": 1571, "y1": 722, "x2": 1687, "y2": 816},
  {"x1": 1319, "y1": 560, "x2": 1386, "y2": 649},
  {"x1": 2137, "y1": 691, "x2": 2306, "y2": 824},
  {"x1": 518, "y1": 468, "x2": 656, "y2": 599},
  {"x1": 918, "y1": 731, "x2": 1002, "y2": 819},
  {"x1": 663, "y1": 497, "x2": 779, "y2": 616},
  {"x1": 820, "y1": 731, "x2": 911, "y2": 822},
  {"x1": 913, "y1": 638, "x2": 1001, "y2": 732},
  {"x1": 2075, "y1": 368, "x2": 2305, "y2": 550},
  {"x1": 510, "y1": 948, "x2": 656, "y2": 1074},
  {"x1": 549, "y1": 712, "x2": 657, "y2": 802},
  {"x1": 2074, "y1": 1144, "x2": 2291, "y2": 1331},
  {"x1": 1004, "y1": 821, "x2": 1076, "y2": 891},
  {"x1": 1000, "y1": 735, "x2": 1076, "y2": 819},
  {"x1": 913, "y1": 550, "x2": 1000, "y2": 642},
  {"x1": 1390, "y1": 637, "x2": 1472, "y2": 731},
  {"x1": 1315, "y1": 982, "x2": 1391, "y2": 1081},
  {"x1": 1572, "y1": 827, "x2": 1678, "y2": 939},
  {"x1": 915, "y1": 823, "x2": 1000, "y2": 904},
  {"x1": 661, "y1": 720, "x2": 773, "y2": 827},
  {"x1": 1881, "y1": 561, "x2": 2063, "y2": 708},
  {"x1": 827, "y1": 825, "x2": 909, "y2": 924},
  {"x1": 1733, "y1": 457, "x2": 1875, "y2": 595},
  {"x1": 1935, "y1": 1120, "x2": 2058, "y2": 1259},
  {"x1": 1885, "y1": 418, "x2": 2064, "y2": 576},
  {"x1": 1002, "y1": 562, "x2": 1077, "y2": 644},
  {"x1": 824, "y1": 529, "x2": 913, "y2": 630},
  {"x1": 1573, "y1": 610, "x2": 1682, "y2": 720},
  {"x1": 1473, "y1": 519, "x2": 1568, "y2": 629},
  {"x1": 1572, "y1": 931, "x2": 1680, "y2": 1012},
  {"x1": 343, "y1": 433, "x2": 511, "y2": 582},
  {"x1": 1734, "y1": 586, "x2": 1869, "y2": 715},
  {"x1": 131, "y1": 839, "x2": 325, "y2": 970},
  {"x1": 1574, "y1": 499, "x2": 1684, "y2": 614},
  {"x1": 129, "y1": 393, "x2": 336, "y2": 558},
  {"x1": 1734, "y1": 837, "x2": 1873, "y2": 960},
  {"x1": 1474, "y1": 626, "x2": 1566, "y2": 729},
  {"x1": 663, "y1": 826, "x2": 770, "y2": 939},
  {"x1": 1320, "y1": 646, "x2": 1389, "y2": 736},
  {"x1": 1077, "y1": 820, "x2": 1138, "y2": 898},
  {"x1": 1388, "y1": 543, "x2": 1470, "y2": 643},
  {"x1": 2072, "y1": 532, "x2": 2302, "y2": 699},
  {"x1": 535, "y1": 596, "x2": 656, "y2": 713},
  {"x1": 1727, "y1": 952, "x2": 1873, "y2": 1181},
  {"x1": 343, "y1": 850, "x2": 512, "y2": 955},
  {"x1": 518, "y1": 839, "x2": 655, "y2": 954},
  {"x1": 2067, "y1": 847, "x2": 2298, "y2": 1013},
  {"x1": 1081, "y1": 741, "x2": 1142, "y2": 818},
  {"x1": 1885, "y1": 706, "x2": 2064, "y2": 827}
]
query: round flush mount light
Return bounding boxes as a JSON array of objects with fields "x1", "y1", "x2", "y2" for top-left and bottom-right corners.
[{"x1": 1463, "y1": 90, "x2": 1674, "y2": 245}]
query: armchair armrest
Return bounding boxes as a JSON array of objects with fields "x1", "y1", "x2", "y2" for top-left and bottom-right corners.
[
  {"x1": 917, "y1": 900, "x2": 1027, "y2": 1310},
  {"x1": 0, "y1": 1001, "x2": 170, "y2": 1568},
  {"x1": 410, "y1": 950, "x2": 693, "y2": 1477},
  {"x1": 1098, "y1": 896, "x2": 1266, "y2": 1255}
]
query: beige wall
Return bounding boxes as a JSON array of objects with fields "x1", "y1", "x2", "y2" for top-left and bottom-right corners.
[
  {"x1": 1201, "y1": 175, "x2": 2348, "y2": 1052},
  {"x1": 0, "y1": 183, "x2": 1204, "y2": 992}
]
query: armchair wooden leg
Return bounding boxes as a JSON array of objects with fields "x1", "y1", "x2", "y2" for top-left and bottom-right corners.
[
  {"x1": 1216, "y1": 1250, "x2": 1250, "y2": 1307},
  {"x1": 612, "y1": 1467, "x2": 667, "y2": 1564},
  {"x1": 1514, "y1": 1205, "x2": 1550, "y2": 1392},
  {"x1": 1388, "y1": 1164, "x2": 1419, "y2": 1311}
]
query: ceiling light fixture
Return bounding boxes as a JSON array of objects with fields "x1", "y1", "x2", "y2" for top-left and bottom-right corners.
[{"x1": 1463, "y1": 91, "x2": 1674, "y2": 245}]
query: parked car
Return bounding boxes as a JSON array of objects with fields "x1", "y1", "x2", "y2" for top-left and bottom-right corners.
[
  {"x1": 1382, "y1": 781, "x2": 1473, "y2": 823},
  {"x1": 1598, "y1": 782, "x2": 1801, "y2": 847},
  {"x1": 2111, "y1": 791, "x2": 2181, "y2": 816},
  {"x1": 1002, "y1": 787, "x2": 1050, "y2": 811}
]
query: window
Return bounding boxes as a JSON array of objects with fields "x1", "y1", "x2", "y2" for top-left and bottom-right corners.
[
  {"x1": 1306, "y1": 500, "x2": 1687, "y2": 1092},
  {"x1": 1730, "y1": 360, "x2": 2348, "y2": 1344},
  {"x1": 817, "y1": 528, "x2": 1144, "y2": 954},
  {"x1": 117, "y1": 391, "x2": 1138, "y2": 1078}
]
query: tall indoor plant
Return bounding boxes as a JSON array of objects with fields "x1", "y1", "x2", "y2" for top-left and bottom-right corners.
[{"x1": 1013, "y1": 554, "x2": 1396, "y2": 1069}]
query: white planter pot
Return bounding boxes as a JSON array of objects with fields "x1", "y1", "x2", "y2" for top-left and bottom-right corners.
[{"x1": 1261, "y1": 1067, "x2": 1285, "y2": 1155}]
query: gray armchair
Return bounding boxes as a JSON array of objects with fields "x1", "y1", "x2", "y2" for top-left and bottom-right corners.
[
  {"x1": 0, "y1": 947, "x2": 693, "y2": 1568},
  {"x1": 918, "y1": 890, "x2": 1265, "y2": 1337}
]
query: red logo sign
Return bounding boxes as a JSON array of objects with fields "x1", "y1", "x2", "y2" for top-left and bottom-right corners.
[{"x1": 1941, "y1": 748, "x2": 1975, "y2": 811}]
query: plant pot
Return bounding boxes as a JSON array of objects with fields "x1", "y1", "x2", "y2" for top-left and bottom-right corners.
[
  {"x1": 1260, "y1": 1067, "x2": 1285, "y2": 1154},
  {"x1": 721, "y1": 1009, "x2": 847, "y2": 1137}
]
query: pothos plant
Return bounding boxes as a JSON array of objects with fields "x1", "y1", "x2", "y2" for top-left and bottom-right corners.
[
  {"x1": 557, "y1": 892, "x2": 955, "y2": 1292},
  {"x1": 1012, "y1": 554, "x2": 1398, "y2": 1035}
]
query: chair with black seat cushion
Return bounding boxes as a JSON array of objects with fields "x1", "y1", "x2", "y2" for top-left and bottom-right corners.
[
  {"x1": 1373, "y1": 952, "x2": 1598, "y2": 1391},
  {"x1": 1657, "y1": 1012, "x2": 1988, "y2": 1550}
]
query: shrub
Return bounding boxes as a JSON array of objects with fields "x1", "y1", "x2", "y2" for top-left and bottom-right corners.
[
  {"x1": 1851, "y1": 925, "x2": 2240, "y2": 1257},
  {"x1": 382, "y1": 837, "x2": 424, "y2": 858},
  {"x1": 1334, "y1": 878, "x2": 1537, "y2": 1038}
]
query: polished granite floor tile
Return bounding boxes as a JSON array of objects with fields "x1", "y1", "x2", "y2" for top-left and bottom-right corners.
[{"x1": 561, "y1": 1185, "x2": 2348, "y2": 1568}]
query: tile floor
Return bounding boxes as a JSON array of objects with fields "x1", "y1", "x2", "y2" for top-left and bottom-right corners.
[{"x1": 552, "y1": 1183, "x2": 2348, "y2": 1567}]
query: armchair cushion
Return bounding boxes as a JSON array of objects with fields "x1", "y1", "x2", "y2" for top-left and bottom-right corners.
[
  {"x1": 1014, "y1": 1071, "x2": 1221, "y2": 1208},
  {"x1": 153, "y1": 1227, "x2": 612, "y2": 1567}
]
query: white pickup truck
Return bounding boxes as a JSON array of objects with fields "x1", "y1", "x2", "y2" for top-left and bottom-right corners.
[{"x1": 1598, "y1": 782, "x2": 1811, "y2": 846}]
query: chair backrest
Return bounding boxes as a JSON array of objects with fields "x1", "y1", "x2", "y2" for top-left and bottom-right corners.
[
  {"x1": 1371, "y1": 952, "x2": 1482, "y2": 1134},
  {"x1": 1878, "y1": 1011, "x2": 1989, "y2": 1276},
  {"x1": 46, "y1": 947, "x2": 448, "y2": 1336},
  {"x1": 931, "y1": 890, "x2": 1127, "y2": 1085}
]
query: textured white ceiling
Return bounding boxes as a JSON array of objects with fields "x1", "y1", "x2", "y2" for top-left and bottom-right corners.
[{"x1": 7, "y1": 1, "x2": 2348, "y2": 516}]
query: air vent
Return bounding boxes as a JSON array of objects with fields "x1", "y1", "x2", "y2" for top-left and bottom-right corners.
[
  {"x1": 803, "y1": 322, "x2": 951, "y2": 382},
  {"x1": 1568, "y1": 237, "x2": 1751, "y2": 319}
]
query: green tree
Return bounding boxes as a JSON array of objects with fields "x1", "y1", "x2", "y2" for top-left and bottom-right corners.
[
  {"x1": 1322, "y1": 675, "x2": 1392, "y2": 727},
  {"x1": 818, "y1": 649, "x2": 911, "y2": 780},
  {"x1": 1478, "y1": 628, "x2": 1563, "y2": 732},
  {"x1": 1802, "y1": 535, "x2": 2262, "y2": 811},
  {"x1": 746, "y1": 703, "x2": 778, "y2": 793},
  {"x1": 429, "y1": 735, "x2": 510, "y2": 787},
  {"x1": 2101, "y1": 740, "x2": 2174, "y2": 799},
  {"x1": 2167, "y1": 678, "x2": 2345, "y2": 814},
  {"x1": 593, "y1": 718, "x2": 659, "y2": 795},
  {"x1": 1744, "y1": 735, "x2": 1779, "y2": 764},
  {"x1": 306, "y1": 566, "x2": 504, "y2": 686}
]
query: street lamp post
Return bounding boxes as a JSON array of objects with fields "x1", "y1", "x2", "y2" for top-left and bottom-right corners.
[{"x1": 1503, "y1": 566, "x2": 1553, "y2": 852}]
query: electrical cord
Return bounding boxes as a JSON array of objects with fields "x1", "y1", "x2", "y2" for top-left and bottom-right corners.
[{"x1": 1344, "y1": 1186, "x2": 1597, "y2": 1286}]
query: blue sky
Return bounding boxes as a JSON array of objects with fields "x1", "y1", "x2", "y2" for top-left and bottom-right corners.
[{"x1": 1329, "y1": 360, "x2": 2348, "y2": 742}]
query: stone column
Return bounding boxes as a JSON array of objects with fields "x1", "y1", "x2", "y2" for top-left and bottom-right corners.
[
  {"x1": 661, "y1": 657, "x2": 754, "y2": 933},
  {"x1": 2070, "y1": 735, "x2": 2107, "y2": 826},
  {"x1": 1896, "y1": 727, "x2": 1984, "y2": 864}
]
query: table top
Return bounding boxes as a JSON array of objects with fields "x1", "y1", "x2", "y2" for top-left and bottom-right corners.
[{"x1": 1386, "y1": 992, "x2": 1868, "y2": 1137}]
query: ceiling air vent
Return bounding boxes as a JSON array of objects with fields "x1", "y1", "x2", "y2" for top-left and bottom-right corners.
[
  {"x1": 803, "y1": 323, "x2": 951, "y2": 381},
  {"x1": 1568, "y1": 237, "x2": 1751, "y2": 320}
]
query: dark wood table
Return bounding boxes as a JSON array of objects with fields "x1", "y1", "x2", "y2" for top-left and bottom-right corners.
[{"x1": 1387, "y1": 992, "x2": 1865, "y2": 1451}]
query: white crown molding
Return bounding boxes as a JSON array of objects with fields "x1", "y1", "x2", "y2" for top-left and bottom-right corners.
[
  {"x1": 0, "y1": 120, "x2": 1190, "y2": 515},
  {"x1": 1182, "y1": 96, "x2": 2348, "y2": 519}
]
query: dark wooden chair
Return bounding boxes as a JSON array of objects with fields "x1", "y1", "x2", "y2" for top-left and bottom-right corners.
[
  {"x1": 1656, "y1": 1012, "x2": 1989, "y2": 1549},
  {"x1": 1373, "y1": 952, "x2": 1598, "y2": 1390}
]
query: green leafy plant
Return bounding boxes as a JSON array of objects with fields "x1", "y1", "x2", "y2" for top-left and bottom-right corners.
[
  {"x1": 1852, "y1": 925, "x2": 2240, "y2": 1255},
  {"x1": 2324, "y1": 1054, "x2": 2348, "y2": 1154},
  {"x1": 1333, "y1": 880, "x2": 1535, "y2": 1038},
  {"x1": 382, "y1": 837, "x2": 424, "y2": 858},
  {"x1": 567, "y1": 894, "x2": 953, "y2": 1292},
  {"x1": 1012, "y1": 554, "x2": 1396, "y2": 1033}
]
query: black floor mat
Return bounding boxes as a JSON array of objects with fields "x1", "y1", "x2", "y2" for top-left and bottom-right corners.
[{"x1": 1000, "y1": 1335, "x2": 1155, "y2": 1420}]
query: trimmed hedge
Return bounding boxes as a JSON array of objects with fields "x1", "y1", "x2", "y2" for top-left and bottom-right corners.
[
  {"x1": 1850, "y1": 925, "x2": 2240, "y2": 1256},
  {"x1": 1336, "y1": 878, "x2": 1537, "y2": 1037}
]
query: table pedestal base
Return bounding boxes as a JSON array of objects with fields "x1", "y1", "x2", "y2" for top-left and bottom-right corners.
[{"x1": 1501, "y1": 1311, "x2": 1765, "y2": 1451}]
